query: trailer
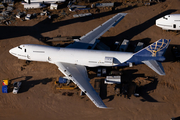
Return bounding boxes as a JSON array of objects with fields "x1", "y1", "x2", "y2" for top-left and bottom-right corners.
[
  {"x1": 23, "y1": 3, "x2": 46, "y2": 9},
  {"x1": 104, "y1": 76, "x2": 121, "y2": 84}
]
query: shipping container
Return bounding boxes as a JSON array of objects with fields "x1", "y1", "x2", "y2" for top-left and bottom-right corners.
[
  {"x1": 58, "y1": 77, "x2": 67, "y2": 83},
  {"x1": 2, "y1": 85, "x2": 8, "y2": 93},
  {"x1": 3, "y1": 80, "x2": 8, "y2": 86}
]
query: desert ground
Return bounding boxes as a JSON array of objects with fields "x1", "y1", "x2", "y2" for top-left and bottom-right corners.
[{"x1": 0, "y1": 0, "x2": 180, "y2": 120}]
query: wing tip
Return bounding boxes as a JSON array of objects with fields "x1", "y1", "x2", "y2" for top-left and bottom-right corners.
[
  {"x1": 159, "y1": 72, "x2": 165, "y2": 76},
  {"x1": 98, "y1": 106, "x2": 107, "y2": 109},
  {"x1": 98, "y1": 106, "x2": 114, "y2": 109}
]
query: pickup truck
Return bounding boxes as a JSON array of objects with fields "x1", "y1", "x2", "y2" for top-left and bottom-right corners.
[{"x1": 12, "y1": 82, "x2": 22, "y2": 94}]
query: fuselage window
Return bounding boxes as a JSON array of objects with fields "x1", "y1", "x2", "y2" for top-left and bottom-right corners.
[{"x1": 25, "y1": 49, "x2": 26, "y2": 52}]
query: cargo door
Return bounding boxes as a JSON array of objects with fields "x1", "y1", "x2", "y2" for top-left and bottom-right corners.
[
  {"x1": 173, "y1": 24, "x2": 176, "y2": 28},
  {"x1": 104, "y1": 57, "x2": 113, "y2": 65}
]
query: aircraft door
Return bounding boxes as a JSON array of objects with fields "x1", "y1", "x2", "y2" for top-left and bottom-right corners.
[
  {"x1": 173, "y1": 24, "x2": 176, "y2": 28},
  {"x1": 104, "y1": 57, "x2": 113, "y2": 65}
]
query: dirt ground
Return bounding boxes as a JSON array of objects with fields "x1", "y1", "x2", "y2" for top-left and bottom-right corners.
[{"x1": 0, "y1": 0, "x2": 180, "y2": 120}]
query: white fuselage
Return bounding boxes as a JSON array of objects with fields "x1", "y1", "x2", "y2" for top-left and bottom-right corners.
[
  {"x1": 9, "y1": 44, "x2": 133, "y2": 67},
  {"x1": 156, "y1": 14, "x2": 180, "y2": 30}
]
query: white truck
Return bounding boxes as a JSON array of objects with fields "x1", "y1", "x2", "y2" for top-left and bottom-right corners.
[
  {"x1": 104, "y1": 76, "x2": 121, "y2": 84},
  {"x1": 25, "y1": 14, "x2": 31, "y2": 20},
  {"x1": 23, "y1": 3, "x2": 46, "y2": 9},
  {"x1": 12, "y1": 82, "x2": 22, "y2": 94}
]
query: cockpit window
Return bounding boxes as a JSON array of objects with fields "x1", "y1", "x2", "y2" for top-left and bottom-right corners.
[
  {"x1": 18, "y1": 46, "x2": 22, "y2": 49},
  {"x1": 163, "y1": 16, "x2": 167, "y2": 20}
]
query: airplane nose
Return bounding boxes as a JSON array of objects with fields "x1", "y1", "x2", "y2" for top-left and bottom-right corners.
[
  {"x1": 155, "y1": 18, "x2": 160, "y2": 25},
  {"x1": 9, "y1": 48, "x2": 16, "y2": 56},
  {"x1": 9, "y1": 48, "x2": 13, "y2": 54}
]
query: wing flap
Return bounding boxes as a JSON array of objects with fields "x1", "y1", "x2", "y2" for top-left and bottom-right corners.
[
  {"x1": 55, "y1": 62, "x2": 107, "y2": 108},
  {"x1": 142, "y1": 60, "x2": 165, "y2": 75}
]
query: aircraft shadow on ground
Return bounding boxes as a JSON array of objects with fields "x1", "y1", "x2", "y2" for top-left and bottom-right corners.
[
  {"x1": 17, "y1": 76, "x2": 52, "y2": 93},
  {"x1": 113, "y1": 9, "x2": 177, "y2": 41},
  {"x1": 100, "y1": 69, "x2": 159, "y2": 102},
  {"x1": 164, "y1": 44, "x2": 180, "y2": 63},
  {"x1": 0, "y1": 5, "x2": 138, "y2": 40},
  {"x1": 8, "y1": 76, "x2": 32, "y2": 93},
  {"x1": 99, "y1": 9, "x2": 176, "y2": 45},
  {"x1": 120, "y1": 69, "x2": 159, "y2": 102},
  {"x1": 138, "y1": 77, "x2": 159, "y2": 102}
]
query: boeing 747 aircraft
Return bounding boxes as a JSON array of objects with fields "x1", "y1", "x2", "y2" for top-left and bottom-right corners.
[{"x1": 9, "y1": 13, "x2": 170, "y2": 108}]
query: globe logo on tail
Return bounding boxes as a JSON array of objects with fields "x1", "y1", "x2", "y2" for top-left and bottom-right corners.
[{"x1": 146, "y1": 39, "x2": 170, "y2": 57}]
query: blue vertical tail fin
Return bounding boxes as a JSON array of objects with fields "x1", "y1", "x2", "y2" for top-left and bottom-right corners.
[
  {"x1": 133, "y1": 39, "x2": 170, "y2": 76},
  {"x1": 134, "y1": 39, "x2": 170, "y2": 57}
]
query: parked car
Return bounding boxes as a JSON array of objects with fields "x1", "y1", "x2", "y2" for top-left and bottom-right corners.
[
  {"x1": 25, "y1": 14, "x2": 31, "y2": 20},
  {"x1": 12, "y1": 81, "x2": 22, "y2": 94},
  {"x1": 16, "y1": 12, "x2": 24, "y2": 18}
]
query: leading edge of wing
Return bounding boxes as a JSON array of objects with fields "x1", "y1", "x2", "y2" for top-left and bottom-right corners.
[
  {"x1": 54, "y1": 62, "x2": 107, "y2": 108},
  {"x1": 79, "y1": 13, "x2": 127, "y2": 44},
  {"x1": 66, "y1": 13, "x2": 127, "y2": 49}
]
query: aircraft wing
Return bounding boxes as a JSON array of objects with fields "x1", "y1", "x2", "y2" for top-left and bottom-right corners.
[
  {"x1": 142, "y1": 60, "x2": 165, "y2": 75},
  {"x1": 66, "y1": 13, "x2": 127, "y2": 49},
  {"x1": 55, "y1": 62, "x2": 107, "y2": 108}
]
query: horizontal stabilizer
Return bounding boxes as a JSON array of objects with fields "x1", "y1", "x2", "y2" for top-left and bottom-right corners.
[{"x1": 142, "y1": 60, "x2": 165, "y2": 75}]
